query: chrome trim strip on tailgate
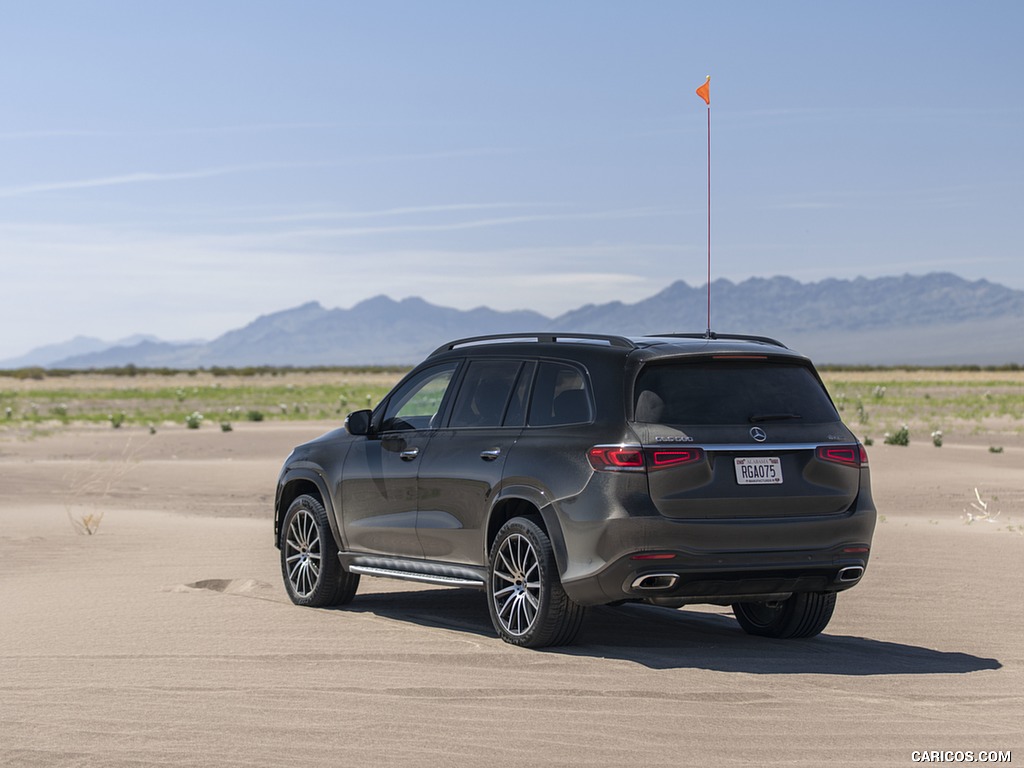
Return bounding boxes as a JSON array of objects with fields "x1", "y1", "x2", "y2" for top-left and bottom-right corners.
[{"x1": 681, "y1": 443, "x2": 830, "y2": 452}]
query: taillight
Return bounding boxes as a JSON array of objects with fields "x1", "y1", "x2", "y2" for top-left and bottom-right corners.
[
  {"x1": 588, "y1": 446, "x2": 645, "y2": 471},
  {"x1": 588, "y1": 445, "x2": 705, "y2": 472},
  {"x1": 817, "y1": 443, "x2": 867, "y2": 468},
  {"x1": 649, "y1": 448, "x2": 704, "y2": 469}
]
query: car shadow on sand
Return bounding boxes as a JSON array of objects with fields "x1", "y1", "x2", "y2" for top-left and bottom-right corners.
[{"x1": 341, "y1": 587, "x2": 1001, "y2": 675}]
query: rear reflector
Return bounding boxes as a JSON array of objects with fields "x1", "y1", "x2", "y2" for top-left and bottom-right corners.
[{"x1": 630, "y1": 553, "x2": 676, "y2": 561}]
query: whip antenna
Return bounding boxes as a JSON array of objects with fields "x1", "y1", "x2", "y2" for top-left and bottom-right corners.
[{"x1": 695, "y1": 75, "x2": 711, "y2": 338}]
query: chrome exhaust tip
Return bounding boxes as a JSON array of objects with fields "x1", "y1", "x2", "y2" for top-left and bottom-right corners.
[
  {"x1": 631, "y1": 573, "x2": 679, "y2": 591},
  {"x1": 837, "y1": 566, "x2": 864, "y2": 583}
]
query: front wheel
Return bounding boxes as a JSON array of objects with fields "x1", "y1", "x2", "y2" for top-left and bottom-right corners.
[
  {"x1": 732, "y1": 592, "x2": 836, "y2": 638},
  {"x1": 280, "y1": 494, "x2": 359, "y2": 607},
  {"x1": 487, "y1": 517, "x2": 586, "y2": 648}
]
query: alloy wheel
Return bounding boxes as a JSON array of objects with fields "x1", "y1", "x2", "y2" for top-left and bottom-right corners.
[
  {"x1": 284, "y1": 508, "x2": 322, "y2": 598},
  {"x1": 491, "y1": 532, "x2": 542, "y2": 637}
]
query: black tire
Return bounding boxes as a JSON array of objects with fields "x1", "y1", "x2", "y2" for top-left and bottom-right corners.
[
  {"x1": 732, "y1": 592, "x2": 836, "y2": 638},
  {"x1": 487, "y1": 517, "x2": 586, "y2": 648},
  {"x1": 280, "y1": 494, "x2": 359, "y2": 607}
]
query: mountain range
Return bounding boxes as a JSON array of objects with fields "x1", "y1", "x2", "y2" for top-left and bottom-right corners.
[{"x1": 4, "y1": 273, "x2": 1023, "y2": 368}]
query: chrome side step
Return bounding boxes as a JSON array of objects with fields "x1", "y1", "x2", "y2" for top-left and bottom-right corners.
[
  {"x1": 348, "y1": 565, "x2": 484, "y2": 588},
  {"x1": 339, "y1": 553, "x2": 488, "y2": 589}
]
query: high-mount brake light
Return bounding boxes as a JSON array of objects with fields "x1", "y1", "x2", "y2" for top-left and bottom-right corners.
[
  {"x1": 816, "y1": 444, "x2": 866, "y2": 468},
  {"x1": 711, "y1": 355, "x2": 767, "y2": 360},
  {"x1": 588, "y1": 446, "x2": 645, "y2": 471}
]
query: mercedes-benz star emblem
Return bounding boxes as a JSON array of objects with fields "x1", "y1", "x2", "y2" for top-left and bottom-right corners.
[{"x1": 750, "y1": 427, "x2": 767, "y2": 442}]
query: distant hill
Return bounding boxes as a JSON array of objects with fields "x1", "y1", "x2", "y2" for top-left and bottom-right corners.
[
  {"x1": 551, "y1": 273, "x2": 1024, "y2": 365},
  {"x1": 0, "y1": 334, "x2": 165, "y2": 369},
  {"x1": 554, "y1": 273, "x2": 1024, "y2": 332},
  {"x1": 45, "y1": 297, "x2": 549, "y2": 368},
  {"x1": 7, "y1": 273, "x2": 1024, "y2": 368}
]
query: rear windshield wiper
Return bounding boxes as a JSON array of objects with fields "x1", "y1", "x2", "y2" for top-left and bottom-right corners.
[{"x1": 749, "y1": 413, "x2": 803, "y2": 423}]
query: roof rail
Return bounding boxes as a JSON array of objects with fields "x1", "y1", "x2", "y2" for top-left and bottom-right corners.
[
  {"x1": 430, "y1": 333, "x2": 637, "y2": 357},
  {"x1": 646, "y1": 332, "x2": 788, "y2": 349}
]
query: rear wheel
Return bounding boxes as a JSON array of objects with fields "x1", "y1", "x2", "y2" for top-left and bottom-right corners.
[
  {"x1": 281, "y1": 494, "x2": 359, "y2": 607},
  {"x1": 733, "y1": 592, "x2": 836, "y2": 638},
  {"x1": 487, "y1": 517, "x2": 586, "y2": 648}
]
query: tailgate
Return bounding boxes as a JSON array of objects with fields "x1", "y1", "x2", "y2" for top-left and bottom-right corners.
[{"x1": 645, "y1": 443, "x2": 862, "y2": 520}]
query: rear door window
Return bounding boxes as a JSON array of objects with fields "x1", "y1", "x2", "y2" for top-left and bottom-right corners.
[
  {"x1": 449, "y1": 360, "x2": 523, "y2": 428},
  {"x1": 502, "y1": 361, "x2": 535, "y2": 428},
  {"x1": 633, "y1": 360, "x2": 839, "y2": 425}
]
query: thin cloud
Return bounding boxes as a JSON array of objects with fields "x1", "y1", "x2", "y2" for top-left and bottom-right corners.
[
  {"x1": 0, "y1": 146, "x2": 519, "y2": 199},
  {"x1": 0, "y1": 121, "x2": 486, "y2": 141},
  {"x1": 760, "y1": 182, "x2": 993, "y2": 213},
  {"x1": 0, "y1": 164, "x2": 297, "y2": 198},
  {"x1": 250, "y1": 202, "x2": 556, "y2": 224},
  {"x1": 258, "y1": 206, "x2": 678, "y2": 241},
  {"x1": 0, "y1": 129, "x2": 121, "y2": 140}
]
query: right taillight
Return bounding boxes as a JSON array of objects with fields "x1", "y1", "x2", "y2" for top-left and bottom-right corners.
[
  {"x1": 817, "y1": 443, "x2": 868, "y2": 468},
  {"x1": 648, "y1": 447, "x2": 704, "y2": 470}
]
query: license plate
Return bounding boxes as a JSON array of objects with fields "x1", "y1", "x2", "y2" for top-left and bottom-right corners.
[{"x1": 735, "y1": 456, "x2": 783, "y2": 485}]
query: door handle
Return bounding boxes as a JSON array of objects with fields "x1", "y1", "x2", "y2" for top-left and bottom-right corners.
[
  {"x1": 400, "y1": 447, "x2": 420, "y2": 461},
  {"x1": 480, "y1": 448, "x2": 502, "y2": 461}
]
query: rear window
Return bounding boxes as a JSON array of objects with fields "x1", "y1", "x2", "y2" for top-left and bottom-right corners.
[{"x1": 633, "y1": 360, "x2": 839, "y2": 426}]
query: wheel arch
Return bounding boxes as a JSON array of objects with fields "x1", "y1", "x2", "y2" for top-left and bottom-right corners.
[
  {"x1": 487, "y1": 493, "x2": 569, "y2": 576},
  {"x1": 275, "y1": 469, "x2": 343, "y2": 551}
]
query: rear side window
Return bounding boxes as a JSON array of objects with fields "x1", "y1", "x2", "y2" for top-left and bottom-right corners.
[
  {"x1": 633, "y1": 360, "x2": 839, "y2": 426},
  {"x1": 528, "y1": 361, "x2": 592, "y2": 426}
]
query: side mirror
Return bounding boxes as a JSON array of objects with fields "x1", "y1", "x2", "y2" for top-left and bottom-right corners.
[{"x1": 345, "y1": 409, "x2": 373, "y2": 436}]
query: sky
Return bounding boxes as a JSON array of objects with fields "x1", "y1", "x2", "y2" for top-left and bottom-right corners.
[{"x1": 2, "y1": 1, "x2": 1023, "y2": 360}]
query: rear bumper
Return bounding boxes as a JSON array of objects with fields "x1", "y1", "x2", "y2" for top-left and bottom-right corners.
[
  {"x1": 556, "y1": 498, "x2": 876, "y2": 606},
  {"x1": 563, "y1": 540, "x2": 871, "y2": 606}
]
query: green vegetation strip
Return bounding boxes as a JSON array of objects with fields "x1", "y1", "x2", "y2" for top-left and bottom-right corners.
[
  {"x1": 1, "y1": 367, "x2": 1022, "y2": 440},
  {"x1": 1, "y1": 368, "x2": 406, "y2": 427}
]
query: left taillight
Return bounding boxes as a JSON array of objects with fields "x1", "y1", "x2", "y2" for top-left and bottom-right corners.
[
  {"x1": 816, "y1": 443, "x2": 868, "y2": 468},
  {"x1": 588, "y1": 445, "x2": 704, "y2": 472},
  {"x1": 588, "y1": 446, "x2": 644, "y2": 471}
]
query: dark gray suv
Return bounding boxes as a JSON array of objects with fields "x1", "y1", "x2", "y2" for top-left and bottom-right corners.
[{"x1": 274, "y1": 333, "x2": 875, "y2": 647}]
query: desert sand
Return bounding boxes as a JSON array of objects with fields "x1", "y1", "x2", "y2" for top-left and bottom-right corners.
[{"x1": 1, "y1": 422, "x2": 1021, "y2": 767}]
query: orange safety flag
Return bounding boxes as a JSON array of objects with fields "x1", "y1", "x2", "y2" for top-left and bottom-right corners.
[{"x1": 696, "y1": 76, "x2": 710, "y2": 106}]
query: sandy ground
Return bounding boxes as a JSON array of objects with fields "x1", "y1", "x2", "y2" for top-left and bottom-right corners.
[{"x1": 1, "y1": 423, "x2": 1021, "y2": 767}]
